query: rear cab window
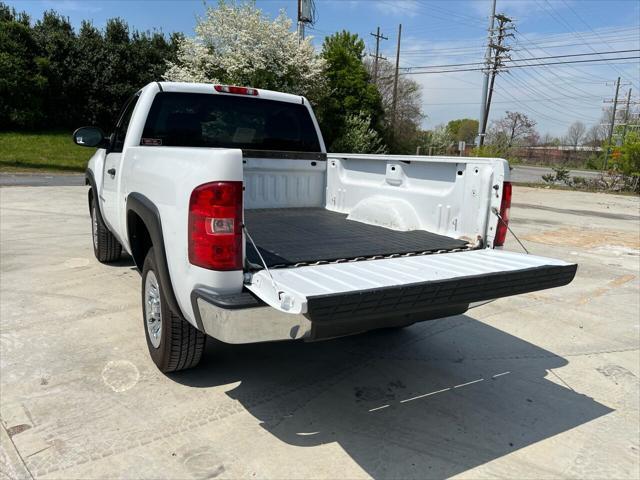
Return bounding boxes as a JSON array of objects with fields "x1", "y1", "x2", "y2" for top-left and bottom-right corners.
[{"x1": 141, "y1": 92, "x2": 321, "y2": 152}]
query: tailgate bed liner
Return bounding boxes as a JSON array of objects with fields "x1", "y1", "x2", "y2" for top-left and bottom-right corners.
[{"x1": 244, "y1": 207, "x2": 468, "y2": 268}]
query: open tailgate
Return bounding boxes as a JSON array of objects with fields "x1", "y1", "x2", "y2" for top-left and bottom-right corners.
[{"x1": 245, "y1": 249, "x2": 577, "y2": 320}]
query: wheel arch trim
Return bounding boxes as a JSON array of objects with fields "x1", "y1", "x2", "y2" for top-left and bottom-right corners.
[
  {"x1": 126, "y1": 192, "x2": 183, "y2": 319},
  {"x1": 86, "y1": 169, "x2": 111, "y2": 238}
]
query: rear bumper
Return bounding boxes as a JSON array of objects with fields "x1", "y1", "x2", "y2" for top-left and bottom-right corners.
[
  {"x1": 192, "y1": 289, "x2": 313, "y2": 344},
  {"x1": 192, "y1": 262, "x2": 577, "y2": 344}
]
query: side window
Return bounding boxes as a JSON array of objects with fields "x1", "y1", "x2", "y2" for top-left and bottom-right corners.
[{"x1": 111, "y1": 94, "x2": 140, "y2": 153}]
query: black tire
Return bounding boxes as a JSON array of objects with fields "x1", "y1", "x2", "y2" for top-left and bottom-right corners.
[
  {"x1": 141, "y1": 248, "x2": 205, "y2": 372},
  {"x1": 90, "y1": 193, "x2": 122, "y2": 263}
]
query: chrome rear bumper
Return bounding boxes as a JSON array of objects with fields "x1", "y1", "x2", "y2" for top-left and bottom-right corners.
[{"x1": 193, "y1": 290, "x2": 312, "y2": 344}]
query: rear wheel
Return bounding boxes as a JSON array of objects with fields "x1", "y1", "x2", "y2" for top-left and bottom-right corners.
[
  {"x1": 142, "y1": 248, "x2": 205, "y2": 372},
  {"x1": 90, "y1": 194, "x2": 122, "y2": 263}
]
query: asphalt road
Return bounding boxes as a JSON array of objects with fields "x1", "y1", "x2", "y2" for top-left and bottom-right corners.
[
  {"x1": 0, "y1": 165, "x2": 602, "y2": 187},
  {"x1": 510, "y1": 165, "x2": 601, "y2": 183},
  {"x1": 0, "y1": 172, "x2": 84, "y2": 187},
  {"x1": 1, "y1": 186, "x2": 638, "y2": 479}
]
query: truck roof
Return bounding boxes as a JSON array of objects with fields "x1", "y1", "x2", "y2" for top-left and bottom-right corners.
[{"x1": 152, "y1": 81, "x2": 306, "y2": 105}]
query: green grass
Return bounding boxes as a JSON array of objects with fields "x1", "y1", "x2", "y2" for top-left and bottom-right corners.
[{"x1": 0, "y1": 131, "x2": 95, "y2": 172}]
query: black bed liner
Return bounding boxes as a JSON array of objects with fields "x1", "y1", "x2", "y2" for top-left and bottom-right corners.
[{"x1": 244, "y1": 207, "x2": 469, "y2": 268}]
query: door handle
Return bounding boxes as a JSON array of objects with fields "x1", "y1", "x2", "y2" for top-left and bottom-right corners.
[{"x1": 107, "y1": 168, "x2": 116, "y2": 177}]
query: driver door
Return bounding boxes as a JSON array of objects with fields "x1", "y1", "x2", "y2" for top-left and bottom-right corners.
[{"x1": 101, "y1": 93, "x2": 140, "y2": 232}]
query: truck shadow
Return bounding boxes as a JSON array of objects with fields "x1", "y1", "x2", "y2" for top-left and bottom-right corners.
[{"x1": 172, "y1": 315, "x2": 611, "y2": 479}]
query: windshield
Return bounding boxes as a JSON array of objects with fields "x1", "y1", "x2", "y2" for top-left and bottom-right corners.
[{"x1": 141, "y1": 92, "x2": 321, "y2": 152}]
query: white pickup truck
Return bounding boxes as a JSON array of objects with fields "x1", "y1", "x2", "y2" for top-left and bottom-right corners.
[{"x1": 74, "y1": 81, "x2": 577, "y2": 372}]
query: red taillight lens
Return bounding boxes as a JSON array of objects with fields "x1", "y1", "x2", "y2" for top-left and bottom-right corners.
[
  {"x1": 494, "y1": 181, "x2": 512, "y2": 247},
  {"x1": 214, "y1": 85, "x2": 259, "y2": 96},
  {"x1": 188, "y1": 181, "x2": 243, "y2": 270}
]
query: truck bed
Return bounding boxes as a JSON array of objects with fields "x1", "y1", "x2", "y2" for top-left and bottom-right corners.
[{"x1": 244, "y1": 208, "x2": 469, "y2": 268}]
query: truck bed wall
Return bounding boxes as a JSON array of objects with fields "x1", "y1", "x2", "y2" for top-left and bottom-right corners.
[
  {"x1": 243, "y1": 157, "x2": 327, "y2": 209},
  {"x1": 325, "y1": 154, "x2": 509, "y2": 245},
  {"x1": 242, "y1": 153, "x2": 508, "y2": 245}
]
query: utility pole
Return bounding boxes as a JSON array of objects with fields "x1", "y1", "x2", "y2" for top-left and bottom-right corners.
[
  {"x1": 369, "y1": 27, "x2": 388, "y2": 83},
  {"x1": 480, "y1": 14, "x2": 513, "y2": 146},
  {"x1": 392, "y1": 23, "x2": 402, "y2": 131},
  {"x1": 604, "y1": 76, "x2": 621, "y2": 168},
  {"x1": 477, "y1": 0, "x2": 496, "y2": 147},
  {"x1": 622, "y1": 88, "x2": 632, "y2": 143},
  {"x1": 297, "y1": 0, "x2": 313, "y2": 43},
  {"x1": 297, "y1": 0, "x2": 302, "y2": 43}
]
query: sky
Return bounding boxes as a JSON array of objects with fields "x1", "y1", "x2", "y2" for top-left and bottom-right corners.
[{"x1": 8, "y1": 0, "x2": 640, "y2": 137}]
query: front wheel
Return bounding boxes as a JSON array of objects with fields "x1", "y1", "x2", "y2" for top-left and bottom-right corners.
[{"x1": 142, "y1": 248, "x2": 205, "y2": 372}]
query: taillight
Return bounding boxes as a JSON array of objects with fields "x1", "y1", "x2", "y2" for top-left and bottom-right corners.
[
  {"x1": 214, "y1": 85, "x2": 259, "y2": 96},
  {"x1": 188, "y1": 181, "x2": 243, "y2": 270},
  {"x1": 494, "y1": 181, "x2": 512, "y2": 247}
]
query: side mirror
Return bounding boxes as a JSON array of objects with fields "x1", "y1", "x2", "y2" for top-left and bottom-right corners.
[{"x1": 72, "y1": 126, "x2": 107, "y2": 148}]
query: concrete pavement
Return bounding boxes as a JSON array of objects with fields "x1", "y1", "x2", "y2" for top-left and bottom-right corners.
[{"x1": 0, "y1": 186, "x2": 638, "y2": 479}]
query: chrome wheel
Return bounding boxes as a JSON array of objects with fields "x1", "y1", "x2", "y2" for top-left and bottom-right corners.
[
  {"x1": 92, "y1": 205, "x2": 98, "y2": 249},
  {"x1": 144, "y1": 270, "x2": 162, "y2": 348}
]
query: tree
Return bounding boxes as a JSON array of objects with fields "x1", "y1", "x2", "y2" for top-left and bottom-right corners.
[
  {"x1": 446, "y1": 118, "x2": 478, "y2": 144},
  {"x1": 331, "y1": 112, "x2": 387, "y2": 154},
  {"x1": 488, "y1": 111, "x2": 537, "y2": 148},
  {"x1": 316, "y1": 31, "x2": 384, "y2": 149},
  {"x1": 0, "y1": 2, "x2": 181, "y2": 130},
  {"x1": 565, "y1": 121, "x2": 586, "y2": 150},
  {"x1": 420, "y1": 124, "x2": 454, "y2": 155},
  {"x1": 31, "y1": 10, "x2": 77, "y2": 127},
  {"x1": 0, "y1": 5, "x2": 47, "y2": 128},
  {"x1": 365, "y1": 58, "x2": 423, "y2": 153},
  {"x1": 164, "y1": 1, "x2": 324, "y2": 101},
  {"x1": 583, "y1": 124, "x2": 606, "y2": 147},
  {"x1": 619, "y1": 131, "x2": 640, "y2": 175}
]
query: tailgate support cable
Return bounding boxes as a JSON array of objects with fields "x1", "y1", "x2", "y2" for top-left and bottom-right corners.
[
  {"x1": 491, "y1": 207, "x2": 530, "y2": 254},
  {"x1": 242, "y1": 224, "x2": 283, "y2": 298}
]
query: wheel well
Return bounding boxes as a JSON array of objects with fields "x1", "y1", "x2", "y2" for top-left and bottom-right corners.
[{"x1": 127, "y1": 211, "x2": 152, "y2": 270}]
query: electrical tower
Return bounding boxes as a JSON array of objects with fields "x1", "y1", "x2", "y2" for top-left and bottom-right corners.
[
  {"x1": 478, "y1": 13, "x2": 514, "y2": 147},
  {"x1": 369, "y1": 27, "x2": 388, "y2": 83}
]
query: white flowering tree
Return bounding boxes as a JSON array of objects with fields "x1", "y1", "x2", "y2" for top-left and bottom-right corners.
[
  {"x1": 331, "y1": 113, "x2": 387, "y2": 154},
  {"x1": 164, "y1": 1, "x2": 325, "y2": 100}
]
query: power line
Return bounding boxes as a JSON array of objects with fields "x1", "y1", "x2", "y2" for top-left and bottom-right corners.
[
  {"x1": 504, "y1": 71, "x2": 602, "y2": 120},
  {"x1": 424, "y1": 94, "x2": 603, "y2": 105},
  {"x1": 402, "y1": 49, "x2": 640, "y2": 71},
  {"x1": 499, "y1": 74, "x2": 601, "y2": 121},
  {"x1": 402, "y1": 31, "x2": 639, "y2": 55},
  {"x1": 493, "y1": 87, "x2": 580, "y2": 128},
  {"x1": 392, "y1": 56, "x2": 639, "y2": 76},
  {"x1": 510, "y1": 33, "x2": 606, "y2": 98},
  {"x1": 377, "y1": 0, "x2": 484, "y2": 29},
  {"x1": 538, "y1": 0, "x2": 640, "y2": 90},
  {"x1": 561, "y1": 0, "x2": 639, "y2": 86}
]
